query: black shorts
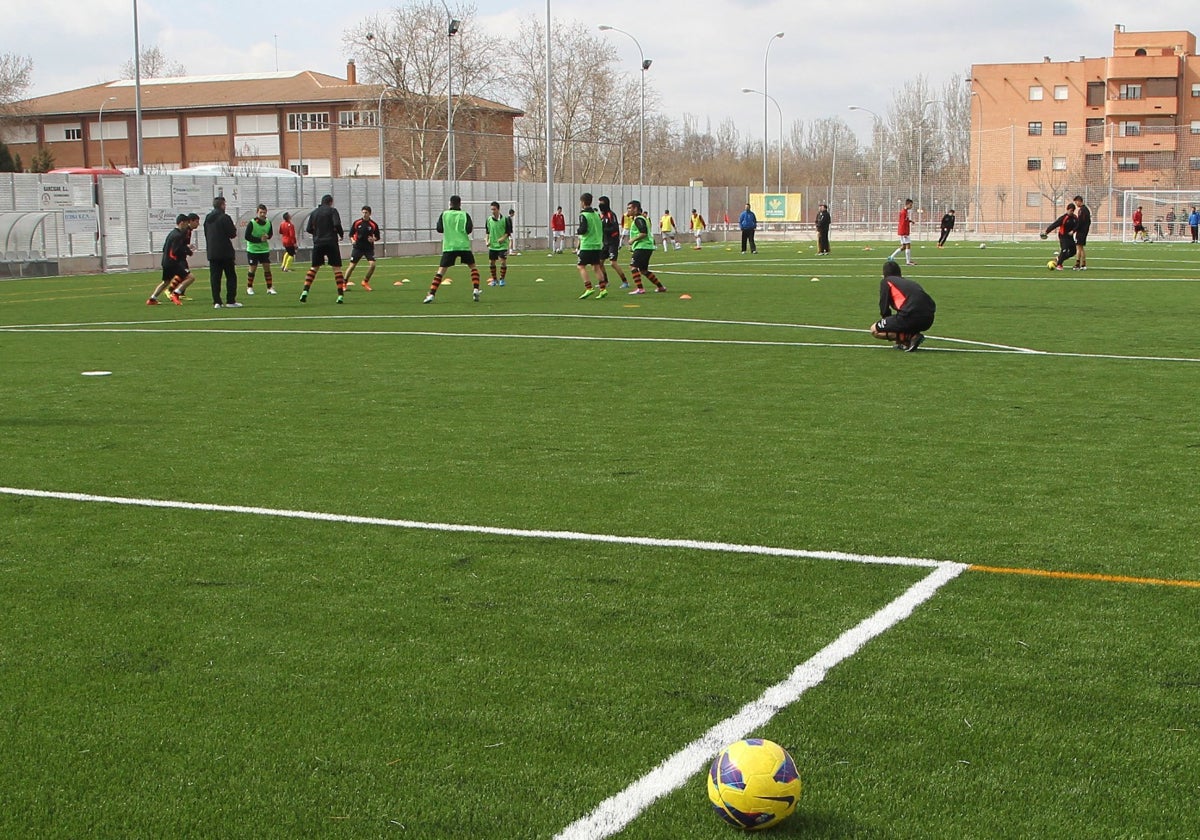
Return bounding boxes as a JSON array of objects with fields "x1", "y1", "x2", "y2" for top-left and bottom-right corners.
[
  {"x1": 350, "y1": 243, "x2": 376, "y2": 263},
  {"x1": 161, "y1": 261, "x2": 185, "y2": 282},
  {"x1": 577, "y1": 249, "x2": 603, "y2": 266},
  {"x1": 284, "y1": 245, "x2": 297, "y2": 256},
  {"x1": 488, "y1": 249, "x2": 507, "y2": 261},
  {"x1": 630, "y1": 248, "x2": 654, "y2": 271},
  {"x1": 1075, "y1": 231, "x2": 1089, "y2": 246},
  {"x1": 602, "y1": 240, "x2": 620, "y2": 261},
  {"x1": 876, "y1": 309, "x2": 935, "y2": 335},
  {"x1": 439, "y1": 250, "x2": 475, "y2": 268},
  {"x1": 311, "y1": 241, "x2": 342, "y2": 268},
  {"x1": 247, "y1": 252, "x2": 272, "y2": 266},
  {"x1": 1134, "y1": 224, "x2": 1145, "y2": 233}
]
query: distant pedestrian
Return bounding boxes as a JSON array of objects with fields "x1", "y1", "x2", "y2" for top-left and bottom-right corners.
[
  {"x1": 299, "y1": 194, "x2": 347, "y2": 304},
  {"x1": 204, "y1": 195, "x2": 239, "y2": 308},
  {"x1": 815, "y1": 203, "x2": 832, "y2": 255},
  {"x1": 739, "y1": 203, "x2": 758, "y2": 254}
]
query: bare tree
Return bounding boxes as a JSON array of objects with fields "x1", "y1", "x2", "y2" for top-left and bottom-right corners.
[
  {"x1": 120, "y1": 46, "x2": 186, "y2": 79},
  {"x1": 502, "y1": 16, "x2": 638, "y2": 183},
  {"x1": 0, "y1": 53, "x2": 33, "y2": 121},
  {"x1": 345, "y1": 2, "x2": 504, "y2": 180}
]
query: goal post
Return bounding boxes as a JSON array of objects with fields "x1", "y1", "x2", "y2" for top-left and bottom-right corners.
[{"x1": 1120, "y1": 190, "x2": 1200, "y2": 242}]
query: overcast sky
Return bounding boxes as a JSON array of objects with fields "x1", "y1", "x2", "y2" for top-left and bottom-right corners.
[{"x1": 15, "y1": 1, "x2": 1200, "y2": 145}]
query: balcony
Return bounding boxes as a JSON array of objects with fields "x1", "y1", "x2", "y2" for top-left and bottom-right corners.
[
  {"x1": 1106, "y1": 95, "x2": 1179, "y2": 117},
  {"x1": 1106, "y1": 128, "x2": 1178, "y2": 153},
  {"x1": 1105, "y1": 54, "x2": 1181, "y2": 79}
]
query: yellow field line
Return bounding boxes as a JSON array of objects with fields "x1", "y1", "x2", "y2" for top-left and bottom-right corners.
[{"x1": 969, "y1": 564, "x2": 1200, "y2": 588}]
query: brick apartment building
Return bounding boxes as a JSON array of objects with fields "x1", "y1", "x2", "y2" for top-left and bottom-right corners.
[
  {"x1": 970, "y1": 26, "x2": 1200, "y2": 231},
  {"x1": 3, "y1": 61, "x2": 522, "y2": 180}
]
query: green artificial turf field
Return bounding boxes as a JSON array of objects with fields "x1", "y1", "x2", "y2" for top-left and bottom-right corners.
[{"x1": 2, "y1": 237, "x2": 1198, "y2": 838}]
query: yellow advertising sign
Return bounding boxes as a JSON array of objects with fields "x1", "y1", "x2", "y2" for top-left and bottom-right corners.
[{"x1": 748, "y1": 193, "x2": 804, "y2": 222}]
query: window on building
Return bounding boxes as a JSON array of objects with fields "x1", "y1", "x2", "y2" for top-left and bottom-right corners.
[
  {"x1": 236, "y1": 114, "x2": 279, "y2": 133},
  {"x1": 287, "y1": 112, "x2": 329, "y2": 132},
  {"x1": 338, "y1": 111, "x2": 379, "y2": 129},
  {"x1": 186, "y1": 115, "x2": 229, "y2": 136},
  {"x1": 339, "y1": 157, "x2": 380, "y2": 176},
  {"x1": 1029, "y1": 85, "x2": 1044, "y2": 101},
  {"x1": 1145, "y1": 78, "x2": 1178, "y2": 97},
  {"x1": 89, "y1": 121, "x2": 128, "y2": 141},
  {"x1": 1085, "y1": 118, "x2": 1105, "y2": 142},
  {"x1": 1190, "y1": 121, "x2": 1200, "y2": 135},
  {"x1": 1052, "y1": 157, "x2": 1067, "y2": 171},
  {"x1": 1087, "y1": 82, "x2": 1105, "y2": 107},
  {"x1": 46, "y1": 123, "x2": 83, "y2": 142},
  {"x1": 289, "y1": 162, "x2": 310, "y2": 176},
  {"x1": 1085, "y1": 154, "x2": 1103, "y2": 176},
  {"x1": 142, "y1": 118, "x2": 179, "y2": 138},
  {"x1": 1053, "y1": 121, "x2": 1068, "y2": 136},
  {"x1": 1117, "y1": 156, "x2": 1139, "y2": 172},
  {"x1": 1027, "y1": 158, "x2": 1042, "y2": 171},
  {"x1": 1118, "y1": 121, "x2": 1141, "y2": 137},
  {"x1": 1193, "y1": 83, "x2": 1200, "y2": 98},
  {"x1": 1, "y1": 124, "x2": 36, "y2": 144},
  {"x1": 1119, "y1": 84, "x2": 1142, "y2": 100},
  {"x1": 1054, "y1": 85, "x2": 1069, "y2": 101},
  {"x1": 1026, "y1": 192, "x2": 1042, "y2": 207},
  {"x1": 1028, "y1": 121, "x2": 1043, "y2": 136},
  {"x1": 1190, "y1": 157, "x2": 1200, "y2": 170}
]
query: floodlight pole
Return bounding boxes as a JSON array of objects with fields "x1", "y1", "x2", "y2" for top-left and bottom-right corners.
[
  {"x1": 969, "y1": 89, "x2": 983, "y2": 233},
  {"x1": 447, "y1": 16, "x2": 459, "y2": 187},
  {"x1": 918, "y1": 98, "x2": 938, "y2": 227},
  {"x1": 599, "y1": 25, "x2": 648, "y2": 194}
]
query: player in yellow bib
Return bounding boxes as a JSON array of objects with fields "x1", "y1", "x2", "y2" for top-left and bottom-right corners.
[{"x1": 659, "y1": 210, "x2": 681, "y2": 251}]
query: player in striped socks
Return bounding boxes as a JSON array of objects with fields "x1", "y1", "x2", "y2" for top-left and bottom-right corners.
[{"x1": 424, "y1": 195, "x2": 481, "y2": 303}]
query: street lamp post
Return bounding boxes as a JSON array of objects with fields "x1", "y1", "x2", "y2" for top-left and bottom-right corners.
[
  {"x1": 446, "y1": 16, "x2": 460, "y2": 185},
  {"x1": 376, "y1": 86, "x2": 397, "y2": 256},
  {"x1": 848, "y1": 105, "x2": 884, "y2": 229},
  {"x1": 969, "y1": 89, "x2": 983, "y2": 233},
  {"x1": 741, "y1": 88, "x2": 782, "y2": 192},
  {"x1": 97, "y1": 96, "x2": 117, "y2": 168},
  {"x1": 599, "y1": 25, "x2": 649, "y2": 193},
  {"x1": 760, "y1": 32, "x2": 784, "y2": 197},
  {"x1": 918, "y1": 98, "x2": 938, "y2": 227}
]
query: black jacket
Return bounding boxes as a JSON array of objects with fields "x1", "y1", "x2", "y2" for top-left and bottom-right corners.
[
  {"x1": 204, "y1": 208, "x2": 237, "y2": 261},
  {"x1": 815, "y1": 210, "x2": 831, "y2": 231}
]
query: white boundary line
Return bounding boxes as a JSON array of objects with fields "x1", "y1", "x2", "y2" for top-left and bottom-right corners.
[
  {"x1": 0, "y1": 484, "x2": 965, "y2": 838},
  {"x1": 0, "y1": 485, "x2": 943, "y2": 568},
  {"x1": 555, "y1": 561, "x2": 968, "y2": 839}
]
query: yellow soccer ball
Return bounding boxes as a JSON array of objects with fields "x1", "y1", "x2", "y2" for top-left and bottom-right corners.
[
  {"x1": 1047, "y1": 259, "x2": 1058, "y2": 270},
  {"x1": 707, "y1": 738, "x2": 801, "y2": 831}
]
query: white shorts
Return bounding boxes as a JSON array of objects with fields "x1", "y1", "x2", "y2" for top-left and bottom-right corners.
[{"x1": 898, "y1": 236, "x2": 912, "y2": 246}]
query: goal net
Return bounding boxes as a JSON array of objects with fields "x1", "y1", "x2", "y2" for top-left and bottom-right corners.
[{"x1": 1120, "y1": 190, "x2": 1200, "y2": 242}]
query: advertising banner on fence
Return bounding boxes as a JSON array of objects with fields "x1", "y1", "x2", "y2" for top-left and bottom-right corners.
[{"x1": 748, "y1": 193, "x2": 803, "y2": 222}]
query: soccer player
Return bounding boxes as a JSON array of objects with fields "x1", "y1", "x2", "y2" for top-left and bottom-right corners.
[
  {"x1": 1190, "y1": 206, "x2": 1200, "y2": 243},
  {"x1": 626, "y1": 200, "x2": 667, "y2": 295},
  {"x1": 937, "y1": 209, "x2": 955, "y2": 248},
  {"x1": 738, "y1": 203, "x2": 758, "y2": 254},
  {"x1": 146, "y1": 214, "x2": 189, "y2": 306},
  {"x1": 1044, "y1": 203, "x2": 1078, "y2": 270},
  {"x1": 1071, "y1": 195, "x2": 1091, "y2": 270},
  {"x1": 485, "y1": 200, "x2": 511, "y2": 286},
  {"x1": 550, "y1": 206, "x2": 566, "y2": 254},
  {"x1": 689, "y1": 209, "x2": 707, "y2": 250},
  {"x1": 506, "y1": 209, "x2": 519, "y2": 255},
  {"x1": 597, "y1": 196, "x2": 628, "y2": 288},
  {"x1": 424, "y1": 195, "x2": 481, "y2": 303},
  {"x1": 870, "y1": 260, "x2": 935, "y2": 352},
  {"x1": 279, "y1": 212, "x2": 297, "y2": 272},
  {"x1": 814, "y1": 204, "x2": 831, "y2": 255},
  {"x1": 300, "y1": 194, "x2": 347, "y2": 304},
  {"x1": 204, "y1": 195, "x2": 239, "y2": 308},
  {"x1": 576, "y1": 192, "x2": 607, "y2": 299},
  {"x1": 659, "y1": 209, "x2": 681, "y2": 250},
  {"x1": 244, "y1": 204, "x2": 276, "y2": 295},
  {"x1": 1132, "y1": 206, "x2": 1147, "y2": 241},
  {"x1": 344, "y1": 206, "x2": 380, "y2": 290},
  {"x1": 169, "y1": 213, "x2": 201, "y2": 299},
  {"x1": 889, "y1": 199, "x2": 916, "y2": 266}
]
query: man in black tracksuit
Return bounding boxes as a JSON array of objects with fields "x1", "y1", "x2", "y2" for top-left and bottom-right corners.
[
  {"x1": 204, "y1": 196, "x2": 239, "y2": 308},
  {"x1": 814, "y1": 203, "x2": 831, "y2": 255},
  {"x1": 937, "y1": 209, "x2": 955, "y2": 247},
  {"x1": 870, "y1": 260, "x2": 936, "y2": 352},
  {"x1": 1044, "y1": 203, "x2": 1077, "y2": 270}
]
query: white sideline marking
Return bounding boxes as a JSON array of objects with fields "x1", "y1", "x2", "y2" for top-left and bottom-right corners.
[
  {"x1": 554, "y1": 561, "x2": 968, "y2": 840},
  {"x1": 0, "y1": 486, "x2": 943, "y2": 569}
]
